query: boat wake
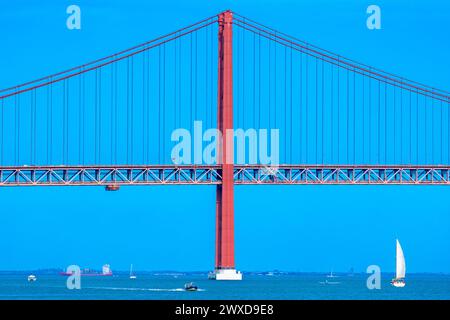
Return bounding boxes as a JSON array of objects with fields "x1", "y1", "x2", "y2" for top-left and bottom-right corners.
[
  {"x1": 319, "y1": 281, "x2": 341, "y2": 285},
  {"x1": 86, "y1": 286, "x2": 205, "y2": 292}
]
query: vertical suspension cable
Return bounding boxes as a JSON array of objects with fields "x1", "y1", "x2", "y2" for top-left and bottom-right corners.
[
  {"x1": 378, "y1": 80, "x2": 381, "y2": 164},
  {"x1": 142, "y1": 52, "x2": 146, "y2": 164},
  {"x1": 205, "y1": 26, "x2": 209, "y2": 130},
  {"x1": 129, "y1": 56, "x2": 134, "y2": 164},
  {"x1": 290, "y1": 45, "x2": 293, "y2": 164},
  {"x1": 162, "y1": 44, "x2": 166, "y2": 164},
  {"x1": 67, "y1": 79, "x2": 70, "y2": 164},
  {"x1": 130, "y1": 58, "x2": 133, "y2": 164},
  {"x1": 284, "y1": 46, "x2": 287, "y2": 162},
  {"x1": 258, "y1": 36, "x2": 262, "y2": 137},
  {"x1": 0, "y1": 98, "x2": 3, "y2": 165},
  {"x1": 393, "y1": 85, "x2": 396, "y2": 163},
  {"x1": 409, "y1": 90, "x2": 412, "y2": 164},
  {"x1": 115, "y1": 59, "x2": 118, "y2": 164},
  {"x1": 299, "y1": 49, "x2": 302, "y2": 162},
  {"x1": 258, "y1": 34, "x2": 261, "y2": 134},
  {"x1": 210, "y1": 23, "x2": 213, "y2": 129},
  {"x1": 82, "y1": 71, "x2": 86, "y2": 165},
  {"x1": 95, "y1": 69, "x2": 98, "y2": 164},
  {"x1": 112, "y1": 61, "x2": 116, "y2": 164},
  {"x1": 400, "y1": 78, "x2": 403, "y2": 164},
  {"x1": 158, "y1": 46, "x2": 162, "y2": 163},
  {"x1": 90, "y1": 74, "x2": 96, "y2": 165},
  {"x1": 315, "y1": 58, "x2": 318, "y2": 163},
  {"x1": 146, "y1": 50, "x2": 150, "y2": 163},
  {"x1": 178, "y1": 33, "x2": 181, "y2": 131},
  {"x1": 274, "y1": 32, "x2": 277, "y2": 132},
  {"x1": 189, "y1": 34, "x2": 193, "y2": 133},
  {"x1": 431, "y1": 91, "x2": 434, "y2": 164},
  {"x1": 361, "y1": 72, "x2": 365, "y2": 163},
  {"x1": 305, "y1": 45, "x2": 308, "y2": 163},
  {"x1": 385, "y1": 82, "x2": 388, "y2": 164},
  {"x1": 337, "y1": 57, "x2": 340, "y2": 164},
  {"x1": 237, "y1": 25, "x2": 240, "y2": 128},
  {"x1": 347, "y1": 69, "x2": 350, "y2": 163},
  {"x1": 210, "y1": 25, "x2": 213, "y2": 130},
  {"x1": 322, "y1": 59, "x2": 325, "y2": 164},
  {"x1": 16, "y1": 93, "x2": 20, "y2": 165},
  {"x1": 63, "y1": 80, "x2": 67, "y2": 164},
  {"x1": 424, "y1": 96, "x2": 427, "y2": 163},
  {"x1": 194, "y1": 33, "x2": 198, "y2": 122},
  {"x1": 14, "y1": 92, "x2": 17, "y2": 164},
  {"x1": 253, "y1": 32, "x2": 256, "y2": 130},
  {"x1": 242, "y1": 23, "x2": 245, "y2": 129},
  {"x1": 49, "y1": 79, "x2": 53, "y2": 164},
  {"x1": 33, "y1": 89, "x2": 37, "y2": 164},
  {"x1": 30, "y1": 90, "x2": 34, "y2": 164},
  {"x1": 98, "y1": 69, "x2": 102, "y2": 164},
  {"x1": 353, "y1": 69, "x2": 356, "y2": 164},
  {"x1": 110, "y1": 61, "x2": 115, "y2": 164},
  {"x1": 368, "y1": 69, "x2": 371, "y2": 164},
  {"x1": 416, "y1": 90, "x2": 419, "y2": 164},
  {"x1": 268, "y1": 37, "x2": 271, "y2": 134},
  {"x1": 126, "y1": 58, "x2": 130, "y2": 164},
  {"x1": 330, "y1": 64, "x2": 333, "y2": 163},
  {"x1": 46, "y1": 84, "x2": 50, "y2": 164},
  {"x1": 176, "y1": 34, "x2": 180, "y2": 131},
  {"x1": 440, "y1": 99, "x2": 443, "y2": 164},
  {"x1": 79, "y1": 67, "x2": 83, "y2": 164}
]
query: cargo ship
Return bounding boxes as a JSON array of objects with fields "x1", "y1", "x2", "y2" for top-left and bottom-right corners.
[{"x1": 60, "y1": 264, "x2": 113, "y2": 276}]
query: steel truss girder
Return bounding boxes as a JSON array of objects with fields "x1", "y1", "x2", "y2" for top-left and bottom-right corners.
[
  {"x1": 0, "y1": 166, "x2": 222, "y2": 186},
  {"x1": 0, "y1": 165, "x2": 449, "y2": 186},
  {"x1": 233, "y1": 165, "x2": 450, "y2": 185}
]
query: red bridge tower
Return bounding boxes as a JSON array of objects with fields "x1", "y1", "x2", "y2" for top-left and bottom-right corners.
[{"x1": 208, "y1": 10, "x2": 242, "y2": 281}]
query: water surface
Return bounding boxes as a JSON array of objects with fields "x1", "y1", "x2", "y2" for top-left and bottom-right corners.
[{"x1": 0, "y1": 273, "x2": 448, "y2": 300}]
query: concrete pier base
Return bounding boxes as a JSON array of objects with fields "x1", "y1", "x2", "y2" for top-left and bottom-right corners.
[{"x1": 208, "y1": 268, "x2": 242, "y2": 281}]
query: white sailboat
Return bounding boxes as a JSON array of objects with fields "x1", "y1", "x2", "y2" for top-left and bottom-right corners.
[
  {"x1": 326, "y1": 270, "x2": 338, "y2": 278},
  {"x1": 391, "y1": 239, "x2": 406, "y2": 287},
  {"x1": 129, "y1": 264, "x2": 137, "y2": 279},
  {"x1": 320, "y1": 269, "x2": 340, "y2": 285}
]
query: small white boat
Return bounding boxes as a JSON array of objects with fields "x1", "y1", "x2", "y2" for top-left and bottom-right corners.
[
  {"x1": 326, "y1": 270, "x2": 338, "y2": 278},
  {"x1": 319, "y1": 279, "x2": 341, "y2": 285},
  {"x1": 391, "y1": 239, "x2": 406, "y2": 287},
  {"x1": 27, "y1": 275, "x2": 37, "y2": 282},
  {"x1": 184, "y1": 282, "x2": 198, "y2": 291},
  {"x1": 129, "y1": 264, "x2": 137, "y2": 279},
  {"x1": 320, "y1": 270, "x2": 340, "y2": 285}
]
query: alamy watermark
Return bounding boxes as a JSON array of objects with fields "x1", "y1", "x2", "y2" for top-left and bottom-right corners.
[
  {"x1": 66, "y1": 265, "x2": 81, "y2": 289},
  {"x1": 66, "y1": 5, "x2": 81, "y2": 30},
  {"x1": 366, "y1": 5, "x2": 381, "y2": 30},
  {"x1": 170, "y1": 121, "x2": 280, "y2": 167},
  {"x1": 366, "y1": 265, "x2": 382, "y2": 290}
]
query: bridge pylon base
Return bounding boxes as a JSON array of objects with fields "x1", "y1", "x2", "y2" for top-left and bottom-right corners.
[{"x1": 208, "y1": 268, "x2": 242, "y2": 281}]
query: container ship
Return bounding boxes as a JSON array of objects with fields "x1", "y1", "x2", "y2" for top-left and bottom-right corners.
[{"x1": 60, "y1": 264, "x2": 113, "y2": 276}]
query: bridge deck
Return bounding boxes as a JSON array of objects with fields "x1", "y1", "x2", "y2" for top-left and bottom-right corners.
[{"x1": 0, "y1": 165, "x2": 449, "y2": 186}]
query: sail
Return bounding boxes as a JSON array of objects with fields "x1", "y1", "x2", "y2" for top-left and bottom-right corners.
[
  {"x1": 130, "y1": 264, "x2": 133, "y2": 276},
  {"x1": 396, "y1": 239, "x2": 406, "y2": 279}
]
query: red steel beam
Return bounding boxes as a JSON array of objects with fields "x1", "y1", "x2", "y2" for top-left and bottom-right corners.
[{"x1": 215, "y1": 10, "x2": 235, "y2": 270}]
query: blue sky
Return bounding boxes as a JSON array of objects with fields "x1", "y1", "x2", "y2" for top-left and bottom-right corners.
[{"x1": 0, "y1": 0, "x2": 449, "y2": 273}]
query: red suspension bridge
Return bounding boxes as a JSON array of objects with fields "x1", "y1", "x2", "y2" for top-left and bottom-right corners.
[{"x1": 0, "y1": 11, "x2": 449, "y2": 280}]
